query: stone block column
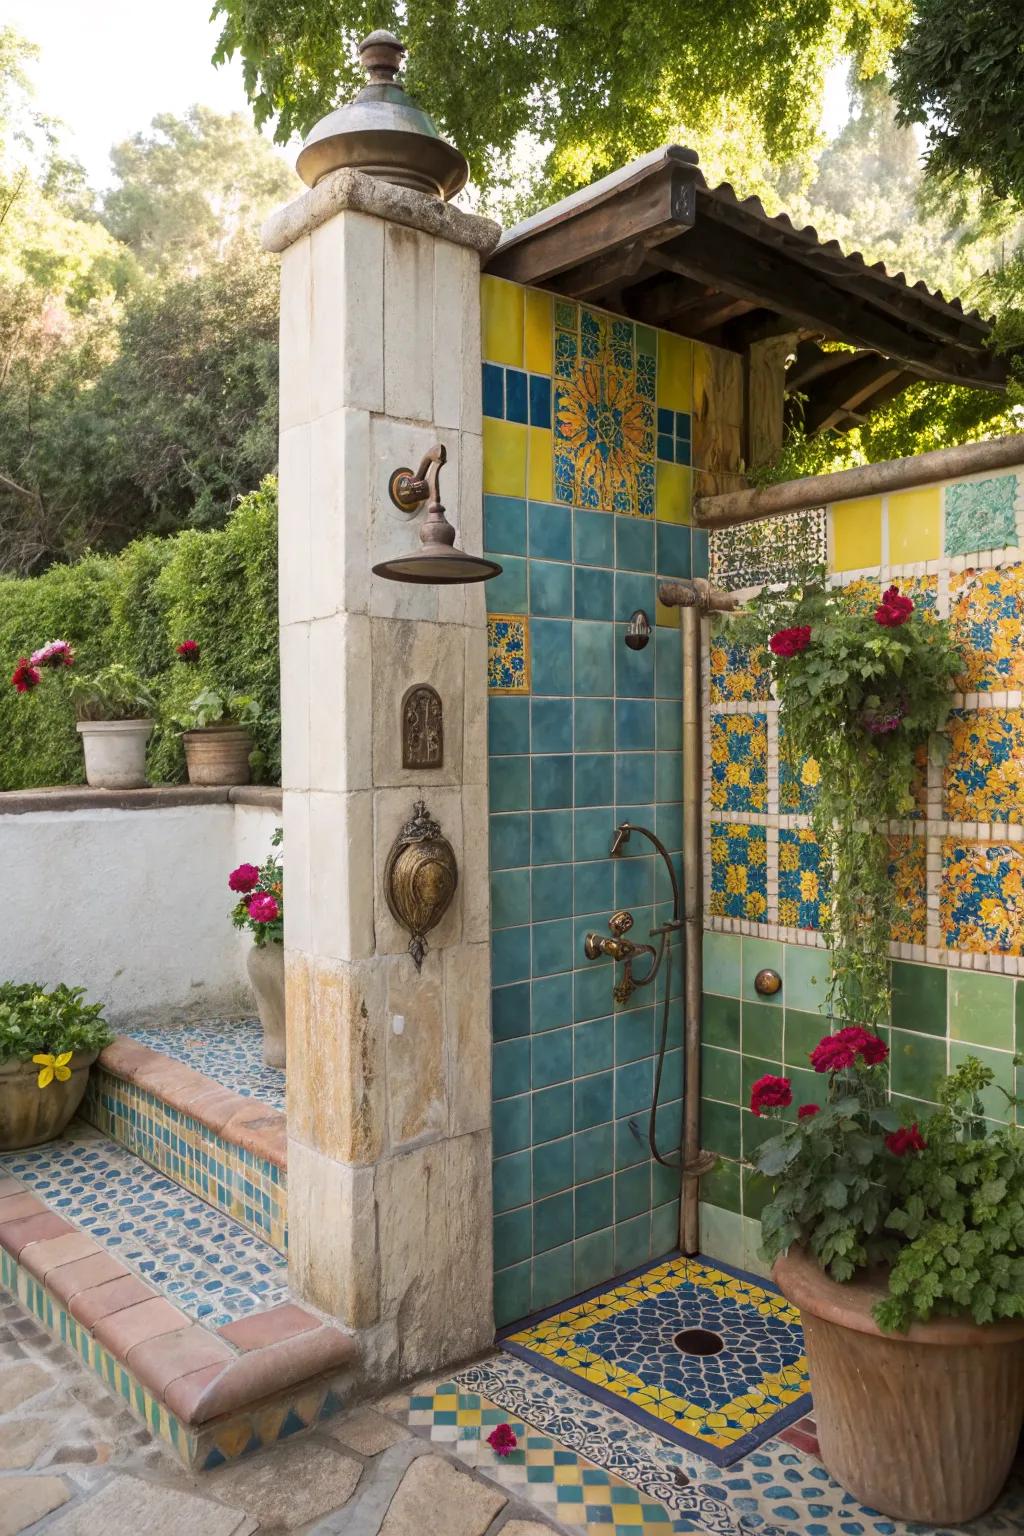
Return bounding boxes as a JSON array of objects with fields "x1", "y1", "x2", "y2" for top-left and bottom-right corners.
[{"x1": 262, "y1": 169, "x2": 501, "y2": 1385}]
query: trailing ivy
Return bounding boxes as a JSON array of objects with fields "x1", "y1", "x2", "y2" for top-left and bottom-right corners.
[{"x1": 0, "y1": 478, "x2": 280, "y2": 789}]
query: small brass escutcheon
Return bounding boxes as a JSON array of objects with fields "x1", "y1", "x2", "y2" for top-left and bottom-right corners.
[
  {"x1": 384, "y1": 800, "x2": 458, "y2": 970},
  {"x1": 754, "y1": 967, "x2": 782, "y2": 997},
  {"x1": 402, "y1": 684, "x2": 443, "y2": 770}
]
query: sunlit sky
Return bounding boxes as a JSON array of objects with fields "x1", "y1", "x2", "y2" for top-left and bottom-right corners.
[{"x1": 9, "y1": 1, "x2": 851, "y2": 191}]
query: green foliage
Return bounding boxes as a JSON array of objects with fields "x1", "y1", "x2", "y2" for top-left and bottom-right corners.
[
  {"x1": 176, "y1": 688, "x2": 261, "y2": 730},
  {"x1": 66, "y1": 663, "x2": 157, "y2": 721},
  {"x1": 231, "y1": 826, "x2": 284, "y2": 948},
  {"x1": 891, "y1": 0, "x2": 1024, "y2": 204},
  {"x1": 0, "y1": 479, "x2": 280, "y2": 788},
  {"x1": 0, "y1": 982, "x2": 113, "y2": 1060},
  {"x1": 733, "y1": 580, "x2": 961, "y2": 1029}
]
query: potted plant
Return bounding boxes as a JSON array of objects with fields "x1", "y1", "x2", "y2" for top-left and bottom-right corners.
[
  {"x1": 11, "y1": 643, "x2": 157, "y2": 789},
  {"x1": 230, "y1": 828, "x2": 284, "y2": 1065},
  {"x1": 751, "y1": 1049, "x2": 1024, "y2": 1525},
  {"x1": 0, "y1": 982, "x2": 113, "y2": 1149},
  {"x1": 176, "y1": 687, "x2": 261, "y2": 785}
]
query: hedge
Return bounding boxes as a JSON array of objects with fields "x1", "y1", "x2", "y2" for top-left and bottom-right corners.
[{"x1": 0, "y1": 479, "x2": 280, "y2": 790}]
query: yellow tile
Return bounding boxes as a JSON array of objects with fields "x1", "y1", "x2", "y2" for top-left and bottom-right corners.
[
  {"x1": 524, "y1": 287, "x2": 553, "y2": 374},
  {"x1": 528, "y1": 426, "x2": 553, "y2": 502},
  {"x1": 483, "y1": 418, "x2": 528, "y2": 497},
  {"x1": 655, "y1": 461, "x2": 692, "y2": 525},
  {"x1": 887, "y1": 486, "x2": 941, "y2": 564},
  {"x1": 481, "y1": 275, "x2": 524, "y2": 367},
  {"x1": 657, "y1": 330, "x2": 692, "y2": 412},
  {"x1": 830, "y1": 496, "x2": 883, "y2": 571}
]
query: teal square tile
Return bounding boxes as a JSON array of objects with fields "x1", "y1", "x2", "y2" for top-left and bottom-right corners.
[
  {"x1": 575, "y1": 1016, "x2": 614, "y2": 1076},
  {"x1": 493, "y1": 1094, "x2": 531, "y2": 1156},
  {"x1": 529, "y1": 501, "x2": 572, "y2": 561},
  {"x1": 532, "y1": 972, "x2": 573, "y2": 1033},
  {"x1": 575, "y1": 1175, "x2": 613, "y2": 1236},
  {"x1": 890, "y1": 1029, "x2": 947, "y2": 1102},
  {"x1": 703, "y1": 931, "x2": 741, "y2": 996},
  {"x1": 614, "y1": 852, "x2": 652, "y2": 908},
  {"x1": 575, "y1": 566, "x2": 615, "y2": 621},
  {"x1": 949, "y1": 1040, "x2": 1014, "y2": 1120},
  {"x1": 490, "y1": 813, "x2": 530, "y2": 871},
  {"x1": 743, "y1": 999, "x2": 783, "y2": 1060},
  {"x1": 575, "y1": 698, "x2": 614, "y2": 752},
  {"x1": 742, "y1": 938, "x2": 783, "y2": 1004},
  {"x1": 484, "y1": 494, "x2": 527, "y2": 555},
  {"x1": 616, "y1": 516, "x2": 655, "y2": 572},
  {"x1": 494, "y1": 1261, "x2": 531, "y2": 1327},
  {"x1": 574, "y1": 809, "x2": 615, "y2": 861},
  {"x1": 533, "y1": 1136, "x2": 573, "y2": 1198},
  {"x1": 615, "y1": 569, "x2": 655, "y2": 623},
  {"x1": 616, "y1": 698, "x2": 655, "y2": 751},
  {"x1": 491, "y1": 868, "x2": 531, "y2": 930},
  {"x1": 530, "y1": 559, "x2": 573, "y2": 617},
  {"x1": 532, "y1": 1026, "x2": 572, "y2": 1088},
  {"x1": 574, "y1": 509, "x2": 615, "y2": 567},
  {"x1": 494, "y1": 1205, "x2": 532, "y2": 1268},
  {"x1": 574, "y1": 859, "x2": 614, "y2": 916},
  {"x1": 532, "y1": 810, "x2": 573, "y2": 865},
  {"x1": 615, "y1": 1162, "x2": 651, "y2": 1222},
  {"x1": 574, "y1": 621, "x2": 615, "y2": 697},
  {"x1": 493, "y1": 926, "x2": 531, "y2": 986},
  {"x1": 784, "y1": 945, "x2": 830, "y2": 1015},
  {"x1": 493, "y1": 983, "x2": 530, "y2": 1041},
  {"x1": 532, "y1": 1243, "x2": 574, "y2": 1309},
  {"x1": 615, "y1": 1007, "x2": 655, "y2": 1064},
  {"x1": 487, "y1": 554, "x2": 529, "y2": 614},
  {"x1": 614, "y1": 1214, "x2": 651, "y2": 1272},
  {"x1": 489, "y1": 695, "x2": 530, "y2": 755},
  {"x1": 702, "y1": 1099, "x2": 741, "y2": 1160},
  {"x1": 617, "y1": 751, "x2": 655, "y2": 805},
  {"x1": 493, "y1": 1037, "x2": 531, "y2": 1099},
  {"x1": 654, "y1": 626, "x2": 682, "y2": 698},
  {"x1": 655, "y1": 699, "x2": 682, "y2": 751},
  {"x1": 574, "y1": 1229, "x2": 615, "y2": 1291},
  {"x1": 493, "y1": 1151, "x2": 532, "y2": 1214},
  {"x1": 531, "y1": 618, "x2": 573, "y2": 695},
  {"x1": 531, "y1": 864, "x2": 573, "y2": 921},
  {"x1": 533, "y1": 1083, "x2": 572, "y2": 1143},
  {"x1": 651, "y1": 1199, "x2": 680, "y2": 1256},
  {"x1": 616, "y1": 626, "x2": 655, "y2": 698},
  {"x1": 574, "y1": 1070, "x2": 613, "y2": 1130},
  {"x1": 532, "y1": 697, "x2": 572, "y2": 753},
  {"x1": 534, "y1": 1190, "x2": 573, "y2": 1253},
  {"x1": 573, "y1": 963, "x2": 612, "y2": 1024},
  {"x1": 615, "y1": 1058, "x2": 653, "y2": 1117},
  {"x1": 574, "y1": 1121, "x2": 614, "y2": 1182},
  {"x1": 532, "y1": 918, "x2": 574, "y2": 977},
  {"x1": 576, "y1": 752, "x2": 615, "y2": 809},
  {"x1": 490, "y1": 755, "x2": 531, "y2": 813}
]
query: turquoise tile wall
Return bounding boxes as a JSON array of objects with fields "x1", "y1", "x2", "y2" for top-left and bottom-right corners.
[{"x1": 487, "y1": 495, "x2": 709, "y2": 1328}]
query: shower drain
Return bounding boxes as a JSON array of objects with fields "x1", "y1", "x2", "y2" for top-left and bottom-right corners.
[{"x1": 672, "y1": 1327, "x2": 725, "y2": 1356}]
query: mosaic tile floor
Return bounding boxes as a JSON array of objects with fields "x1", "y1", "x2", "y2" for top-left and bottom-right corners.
[
  {"x1": 0, "y1": 1124, "x2": 290, "y2": 1327},
  {"x1": 422, "y1": 1351, "x2": 1024, "y2": 1536},
  {"x1": 500, "y1": 1256, "x2": 808, "y2": 1465},
  {"x1": 125, "y1": 1016, "x2": 285, "y2": 1111}
]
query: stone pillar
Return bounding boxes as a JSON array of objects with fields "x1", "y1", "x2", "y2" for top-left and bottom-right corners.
[{"x1": 262, "y1": 169, "x2": 501, "y2": 1386}]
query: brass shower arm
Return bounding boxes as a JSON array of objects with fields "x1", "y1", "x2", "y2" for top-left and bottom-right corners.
[{"x1": 657, "y1": 578, "x2": 738, "y2": 614}]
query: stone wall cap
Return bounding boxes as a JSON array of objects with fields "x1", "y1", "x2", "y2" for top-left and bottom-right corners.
[
  {"x1": 229, "y1": 785, "x2": 283, "y2": 811},
  {"x1": 261, "y1": 166, "x2": 501, "y2": 255},
  {"x1": 0, "y1": 784, "x2": 282, "y2": 815}
]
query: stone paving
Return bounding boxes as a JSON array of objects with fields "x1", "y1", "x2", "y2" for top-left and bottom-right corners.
[{"x1": 0, "y1": 1294, "x2": 559, "y2": 1536}]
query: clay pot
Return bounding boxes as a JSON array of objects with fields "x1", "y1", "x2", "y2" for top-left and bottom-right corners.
[
  {"x1": 0, "y1": 1053, "x2": 98, "y2": 1150},
  {"x1": 247, "y1": 941, "x2": 285, "y2": 1067},
  {"x1": 183, "y1": 726, "x2": 253, "y2": 785},
  {"x1": 775, "y1": 1245, "x2": 1024, "y2": 1524},
  {"x1": 76, "y1": 719, "x2": 153, "y2": 789}
]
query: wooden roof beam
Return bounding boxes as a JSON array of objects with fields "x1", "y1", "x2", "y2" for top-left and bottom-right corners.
[{"x1": 803, "y1": 356, "x2": 907, "y2": 434}]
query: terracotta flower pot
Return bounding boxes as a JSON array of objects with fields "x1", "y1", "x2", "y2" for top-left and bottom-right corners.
[
  {"x1": 247, "y1": 941, "x2": 285, "y2": 1067},
  {"x1": 775, "y1": 1245, "x2": 1024, "y2": 1524},
  {"x1": 183, "y1": 726, "x2": 253, "y2": 785},
  {"x1": 0, "y1": 1053, "x2": 98, "y2": 1151},
  {"x1": 76, "y1": 719, "x2": 153, "y2": 789}
]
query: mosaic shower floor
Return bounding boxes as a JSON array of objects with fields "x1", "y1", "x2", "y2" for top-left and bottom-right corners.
[
  {"x1": 0, "y1": 1123, "x2": 290, "y2": 1327},
  {"x1": 400, "y1": 1352, "x2": 1024, "y2": 1536},
  {"x1": 500, "y1": 1256, "x2": 809, "y2": 1465},
  {"x1": 125, "y1": 1016, "x2": 285, "y2": 1110}
]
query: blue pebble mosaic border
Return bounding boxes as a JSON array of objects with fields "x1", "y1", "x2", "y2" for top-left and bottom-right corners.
[{"x1": 123, "y1": 1017, "x2": 285, "y2": 1110}]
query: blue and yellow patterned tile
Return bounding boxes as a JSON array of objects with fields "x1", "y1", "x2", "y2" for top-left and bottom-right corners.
[
  {"x1": 944, "y1": 708, "x2": 1024, "y2": 823},
  {"x1": 950, "y1": 563, "x2": 1024, "y2": 692},
  {"x1": 708, "y1": 633, "x2": 770, "y2": 704},
  {"x1": 941, "y1": 837, "x2": 1024, "y2": 956},
  {"x1": 900, "y1": 571, "x2": 939, "y2": 621},
  {"x1": 778, "y1": 723, "x2": 820, "y2": 817},
  {"x1": 488, "y1": 614, "x2": 531, "y2": 693},
  {"x1": 889, "y1": 835, "x2": 928, "y2": 946},
  {"x1": 709, "y1": 824, "x2": 768, "y2": 924},
  {"x1": 709, "y1": 714, "x2": 768, "y2": 813},
  {"x1": 945, "y1": 474, "x2": 1019, "y2": 557},
  {"x1": 778, "y1": 829, "x2": 829, "y2": 932}
]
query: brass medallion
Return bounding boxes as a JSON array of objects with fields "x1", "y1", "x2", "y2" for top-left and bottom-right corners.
[
  {"x1": 383, "y1": 800, "x2": 458, "y2": 969},
  {"x1": 402, "y1": 684, "x2": 443, "y2": 770}
]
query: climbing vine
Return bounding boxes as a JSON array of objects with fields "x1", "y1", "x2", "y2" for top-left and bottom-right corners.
[{"x1": 733, "y1": 576, "x2": 961, "y2": 1029}]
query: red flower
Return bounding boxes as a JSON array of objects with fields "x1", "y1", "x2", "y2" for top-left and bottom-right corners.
[
  {"x1": 247, "y1": 892, "x2": 280, "y2": 923},
  {"x1": 769, "y1": 625, "x2": 812, "y2": 658},
  {"x1": 798, "y1": 1103, "x2": 820, "y2": 1120},
  {"x1": 11, "y1": 657, "x2": 41, "y2": 693},
  {"x1": 176, "y1": 640, "x2": 201, "y2": 662},
  {"x1": 886, "y1": 1124, "x2": 926, "y2": 1156},
  {"x1": 487, "y1": 1423, "x2": 518, "y2": 1457},
  {"x1": 810, "y1": 1027, "x2": 889, "y2": 1073},
  {"x1": 875, "y1": 586, "x2": 914, "y2": 628},
  {"x1": 228, "y1": 863, "x2": 261, "y2": 893},
  {"x1": 750, "y1": 1074, "x2": 792, "y2": 1117}
]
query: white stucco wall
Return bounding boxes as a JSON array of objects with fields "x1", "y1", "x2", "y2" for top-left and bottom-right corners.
[{"x1": 5, "y1": 799, "x2": 280, "y2": 1024}]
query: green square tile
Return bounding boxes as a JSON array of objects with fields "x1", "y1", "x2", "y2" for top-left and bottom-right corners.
[
  {"x1": 701, "y1": 1099, "x2": 741, "y2": 1160},
  {"x1": 615, "y1": 1112, "x2": 650, "y2": 1171},
  {"x1": 700, "y1": 1156, "x2": 741, "y2": 1214},
  {"x1": 703, "y1": 994, "x2": 739, "y2": 1049},
  {"x1": 784, "y1": 1008, "x2": 829, "y2": 1069},
  {"x1": 890, "y1": 1029, "x2": 947, "y2": 1103},
  {"x1": 783, "y1": 944, "x2": 830, "y2": 1014},
  {"x1": 534, "y1": 1190, "x2": 573, "y2": 1253},
  {"x1": 651, "y1": 1199, "x2": 680, "y2": 1256},
  {"x1": 533, "y1": 1243, "x2": 574, "y2": 1309},
  {"x1": 702, "y1": 1044, "x2": 740, "y2": 1104},
  {"x1": 533, "y1": 1083, "x2": 572, "y2": 1143},
  {"x1": 742, "y1": 938, "x2": 783, "y2": 1005},
  {"x1": 742, "y1": 1000, "x2": 782, "y2": 1060},
  {"x1": 1017, "y1": 980, "x2": 1024, "y2": 1055},
  {"x1": 949, "y1": 1041, "x2": 1014, "y2": 1121},
  {"x1": 742, "y1": 1166, "x2": 772, "y2": 1222},
  {"x1": 615, "y1": 1162, "x2": 651, "y2": 1223},
  {"x1": 787, "y1": 1065, "x2": 822, "y2": 1115},
  {"x1": 948, "y1": 971, "x2": 1014, "y2": 1051},
  {"x1": 741, "y1": 1108, "x2": 781, "y2": 1159},
  {"x1": 703, "y1": 931, "x2": 741, "y2": 996},
  {"x1": 493, "y1": 1151, "x2": 532, "y2": 1214},
  {"x1": 891, "y1": 960, "x2": 947, "y2": 1036},
  {"x1": 741, "y1": 1054, "x2": 782, "y2": 1109},
  {"x1": 614, "y1": 1214, "x2": 651, "y2": 1271}
]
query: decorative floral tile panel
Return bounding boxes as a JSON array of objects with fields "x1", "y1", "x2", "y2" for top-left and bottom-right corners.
[
  {"x1": 553, "y1": 303, "x2": 655, "y2": 517},
  {"x1": 708, "y1": 506, "x2": 826, "y2": 591},
  {"x1": 488, "y1": 614, "x2": 530, "y2": 692},
  {"x1": 941, "y1": 837, "x2": 1024, "y2": 955},
  {"x1": 709, "y1": 714, "x2": 768, "y2": 813},
  {"x1": 945, "y1": 475, "x2": 1019, "y2": 557},
  {"x1": 778, "y1": 720, "x2": 819, "y2": 816},
  {"x1": 944, "y1": 709, "x2": 1024, "y2": 823},
  {"x1": 888, "y1": 835, "x2": 928, "y2": 945},
  {"x1": 708, "y1": 635, "x2": 771, "y2": 704},
  {"x1": 709, "y1": 822, "x2": 768, "y2": 923},
  {"x1": 902, "y1": 572, "x2": 940, "y2": 621},
  {"x1": 778, "y1": 828, "x2": 829, "y2": 932},
  {"x1": 950, "y1": 564, "x2": 1024, "y2": 693}
]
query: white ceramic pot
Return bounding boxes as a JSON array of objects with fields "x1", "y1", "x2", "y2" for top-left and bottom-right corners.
[{"x1": 76, "y1": 719, "x2": 153, "y2": 789}]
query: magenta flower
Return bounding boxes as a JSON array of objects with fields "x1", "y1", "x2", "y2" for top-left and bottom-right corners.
[
  {"x1": 247, "y1": 893, "x2": 280, "y2": 924},
  {"x1": 229, "y1": 863, "x2": 261, "y2": 893},
  {"x1": 11, "y1": 658, "x2": 41, "y2": 693},
  {"x1": 29, "y1": 639, "x2": 74, "y2": 669},
  {"x1": 176, "y1": 640, "x2": 200, "y2": 662},
  {"x1": 486, "y1": 1423, "x2": 518, "y2": 1457}
]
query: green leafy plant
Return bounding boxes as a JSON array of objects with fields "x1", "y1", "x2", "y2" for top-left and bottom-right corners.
[
  {"x1": 732, "y1": 576, "x2": 960, "y2": 1029},
  {"x1": 175, "y1": 687, "x2": 260, "y2": 731},
  {"x1": 66, "y1": 663, "x2": 157, "y2": 721},
  {"x1": 0, "y1": 982, "x2": 113, "y2": 1061},
  {"x1": 229, "y1": 826, "x2": 283, "y2": 947},
  {"x1": 752, "y1": 1046, "x2": 1024, "y2": 1331}
]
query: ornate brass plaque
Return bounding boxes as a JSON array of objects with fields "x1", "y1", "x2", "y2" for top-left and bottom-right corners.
[
  {"x1": 402, "y1": 684, "x2": 443, "y2": 770},
  {"x1": 383, "y1": 800, "x2": 458, "y2": 969}
]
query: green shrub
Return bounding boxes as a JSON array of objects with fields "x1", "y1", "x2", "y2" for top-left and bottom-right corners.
[
  {"x1": 0, "y1": 983, "x2": 114, "y2": 1060},
  {"x1": 0, "y1": 478, "x2": 280, "y2": 789}
]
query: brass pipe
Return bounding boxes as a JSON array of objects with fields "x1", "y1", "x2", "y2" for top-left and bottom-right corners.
[{"x1": 680, "y1": 601, "x2": 702, "y2": 1255}]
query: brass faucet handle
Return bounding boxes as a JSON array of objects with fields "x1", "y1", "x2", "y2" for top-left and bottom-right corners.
[{"x1": 608, "y1": 909, "x2": 634, "y2": 938}]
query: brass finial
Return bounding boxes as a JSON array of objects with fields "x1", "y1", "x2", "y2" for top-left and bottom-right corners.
[{"x1": 358, "y1": 30, "x2": 406, "y2": 84}]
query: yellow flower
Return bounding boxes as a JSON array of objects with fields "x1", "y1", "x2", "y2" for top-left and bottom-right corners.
[
  {"x1": 33, "y1": 1051, "x2": 73, "y2": 1089},
  {"x1": 800, "y1": 870, "x2": 819, "y2": 902},
  {"x1": 748, "y1": 837, "x2": 768, "y2": 865},
  {"x1": 779, "y1": 899, "x2": 799, "y2": 926},
  {"x1": 725, "y1": 762, "x2": 750, "y2": 786},
  {"x1": 800, "y1": 758, "x2": 820, "y2": 786},
  {"x1": 779, "y1": 842, "x2": 799, "y2": 872}
]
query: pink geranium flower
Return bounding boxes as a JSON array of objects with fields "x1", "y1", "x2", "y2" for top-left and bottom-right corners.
[
  {"x1": 486, "y1": 1423, "x2": 518, "y2": 1457},
  {"x1": 228, "y1": 863, "x2": 260, "y2": 893},
  {"x1": 176, "y1": 639, "x2": 200, "y2": 662},
  {"x1": 247, "y1": 893, "x2": 280, "y2": 924},
  {"x1": 29, "y1": 639, "x2": 74, "y2": 669}
]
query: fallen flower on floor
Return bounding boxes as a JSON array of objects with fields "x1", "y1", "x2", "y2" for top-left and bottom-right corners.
[{"x1": 487, "y1": 1423, "x2": 518, "y2": 1457}]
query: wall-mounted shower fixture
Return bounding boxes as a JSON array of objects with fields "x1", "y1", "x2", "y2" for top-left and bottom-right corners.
[
  {"x1": 624, "y1": 610, "x2": 651, "y2": 650},
  {"x1": 583, "y1": 910, "x2": 656, "y2": 1006},
  {"x1": 373, "y1": 443, "x2": 503, "y2": 585}
]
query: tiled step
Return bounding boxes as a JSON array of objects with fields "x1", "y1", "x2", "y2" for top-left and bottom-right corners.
[
  {"x1": 83, "y1": 1018, "x2": 287, "y2": 1252},
  {"x1": 0, "y1": 1126, "x2": 353, "y2": 1470}
]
